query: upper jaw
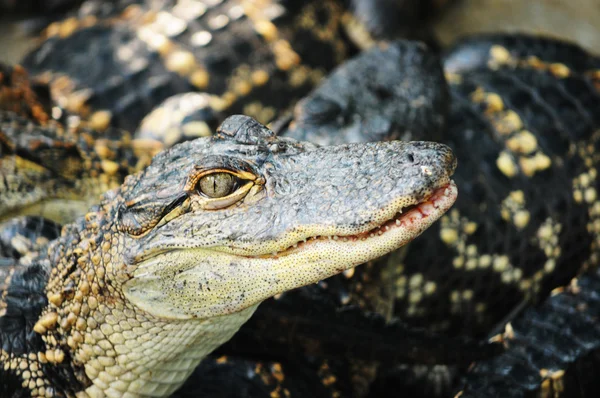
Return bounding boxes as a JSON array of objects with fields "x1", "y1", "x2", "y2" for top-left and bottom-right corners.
[
  {"x1": 129, "y1": 177, "x2": 456, "y2": 264},
  {"x1": 234, "y1": 180, "x2": 458, "y2": 258}
]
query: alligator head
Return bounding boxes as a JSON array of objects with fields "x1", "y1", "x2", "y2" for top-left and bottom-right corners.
[{"x1": 118, "y1": 115, "x2": 457, "y2": 320}]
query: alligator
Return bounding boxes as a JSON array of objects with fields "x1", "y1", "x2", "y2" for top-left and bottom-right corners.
[
  {"x1": 276, "y1": 34, "x2": 600, "y2": 345},
  {"x1": 1, "y1": 42, "x2": 499, "y2": 397},
  {"x1": 17, "y1": 0, "x2": 362, "y2": 137},
  {"x1": 0, "y1": 113, "x2": 458, "y2": 397},
  {"x1": 274, "y1": 34, "x2": 600, "y2": 396},
  {"x1": 456, "y1": 265, "x2": 600, "y2": 397},
  {"x1": 3, "y1": 31, "x2": 600, "y2": 395}
]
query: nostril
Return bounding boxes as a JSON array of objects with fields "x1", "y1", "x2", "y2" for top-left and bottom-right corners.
[
  {"x1": 406, "y1": 153, "x2": 415, "y2": 163},
  {"x1": 373, "y1": 86, "x2": 393, "y2": 101}
]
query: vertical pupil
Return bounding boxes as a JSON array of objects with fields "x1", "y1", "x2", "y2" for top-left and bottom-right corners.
[{"x1": 198, "y1": 173, "x2": 235, "y2": 198}]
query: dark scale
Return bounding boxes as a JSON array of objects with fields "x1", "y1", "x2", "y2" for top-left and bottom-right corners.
[
  {"x1": 21, "y1": 0, "x2": 361, "y2": 136},
  {"x1": 457, "y1": 266, "x2": 600, "y2": 397}
]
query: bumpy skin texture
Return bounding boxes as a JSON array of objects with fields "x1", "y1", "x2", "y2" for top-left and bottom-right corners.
[
  {"x1": 279, "y1": 40, "x2": 448, "y2": 145},
  {"x1": 457, "y1": 266, "x2": 600, "y2": 397},
  {"x1": 0, "y1": 216, "x2": 62, "y2": 259},
  {"x1": 0, "y1": 63, "x2": 150, "y2": 224},
  {"x1": 273, "y1": 34, "x2": 600, "y2": 396},
  {"x1": 4, "y1": 31, "x2": 599, "y2": 396},
  {"x1": 0, "y1": 115, "x2": 456, "y2": 397},
  {"x1": 0, "y1": 110, "x2": 141, "y2": 223},
  {"x1": 21, "y1": 0, "x2": 359, "y2": 137},
  {"x1": 401, "y1": 34, "x2": 600, "y2": 338},
  {"x1": 0, "y1": 49, "x2": 480, "y2": 397}
]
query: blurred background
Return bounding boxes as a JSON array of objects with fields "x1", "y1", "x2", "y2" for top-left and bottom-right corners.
[{"x1": 2, "y1": 0, "x2": 600, "y2": 65}]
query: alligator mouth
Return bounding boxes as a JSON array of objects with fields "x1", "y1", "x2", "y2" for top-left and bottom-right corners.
[
  {"x1": 134, "y1": 180, "x2": 458, "y2": 264},
  {"x1": 125, "y1": 180, "x2": 458, "y2": 319},
  {"x1": 257, "y1": 180, "x2": 458, "y2": 259}
]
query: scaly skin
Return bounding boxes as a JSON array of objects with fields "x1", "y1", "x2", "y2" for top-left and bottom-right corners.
[
  {"x1": 21, "y1": 0, "x2": 361, "y2": 137},
  {"x1": 0, "y1": 115, "x2": 457, "y2": 397},
  {"x1": 457, "y1": 266, "x2": 600, "y2": 397},
  {"x1": 0, "y1": 216, "x2": 62, "y2": 259},
  {"x1": 19, "y1": 0, "x2": 456, "y2": 142},
  {"x1": 0, "y1": 63, "x2": 156, "y2": 224}
]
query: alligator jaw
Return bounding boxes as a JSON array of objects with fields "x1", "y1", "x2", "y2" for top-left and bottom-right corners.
[{"x1": 125, "y1": 181, "x2": 458, "y2": 320}]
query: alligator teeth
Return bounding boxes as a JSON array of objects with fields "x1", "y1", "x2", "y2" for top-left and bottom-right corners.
[
  {"x1": 370, "y1": 233, "x2": 375, "y2": 238},
  {"x1": 396, "y1": 219, "x2": 401, "y2": 226},
  {"x1": 343, "y1": 238, "x2": 348, "y2": 242},
  {"x1": 333, "y1": 236, "x2": 338, "y2": 240},
  {"x1": 421, "y1": 203, "x2": 435, "y2": 215},
  {"x1": 293, "y1": 244, "x2": 298, "y2": 248}
]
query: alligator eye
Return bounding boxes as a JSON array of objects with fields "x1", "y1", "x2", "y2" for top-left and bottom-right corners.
[
  {"x1": 197, "y1": 173, "x2": 238, "y2": 198},
  {"x1": 185, "y1": 165, "x2": 262, "y2": 209}
]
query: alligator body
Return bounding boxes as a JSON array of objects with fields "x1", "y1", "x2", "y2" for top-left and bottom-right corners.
[
  {"x1": 274, "y1": 34, "x2": 600, "y2": 396},
  {"x1": 457, "y1": 265, "x2": 600, "y2": 397},
  {"x1": 16, "y1": 0, "x2": 457, "y2": 142},
  {"x1": 0, "y1": 216, "x2": 62, "y2": 259},
  {"x1": 2, "y1": 39, "x2": 503, "y2": 397},
  {"x1": 20, "y1": 0, "x2": 361, "y2": 138},
  {"x1": 0, "y1": 63, "x2": 155, "y2": 223}
]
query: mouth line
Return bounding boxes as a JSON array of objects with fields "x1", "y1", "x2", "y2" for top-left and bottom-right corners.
[
  {"x1": 251, "y1": 180, "x2": 457, "y2": 259},
  {"x1": 135, "y1": 180, "x2": 457, "y2": 264}
]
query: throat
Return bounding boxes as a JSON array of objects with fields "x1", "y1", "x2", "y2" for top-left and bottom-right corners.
[{"x1": 80, "y1": 304, "x2": 259, "y2": 397}]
